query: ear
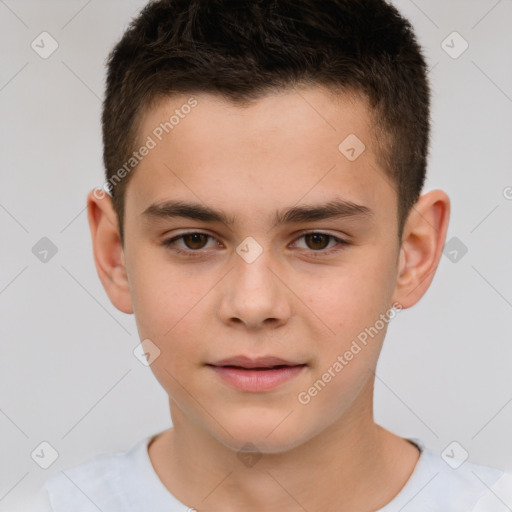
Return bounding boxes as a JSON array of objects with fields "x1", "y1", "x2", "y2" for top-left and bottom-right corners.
[
  {"x1": 87, "y1": 189, "x2": 133, "y2": 314},
  {"x1": 392, "y1": 189, "x2": 450, "y2": 309}
]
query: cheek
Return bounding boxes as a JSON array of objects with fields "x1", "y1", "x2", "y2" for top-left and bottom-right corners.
[
  {"x1": 128, "y1": 248, "x2": 205, "y2": 337},
  {"x1": 303, "y1": 247, "x2": 398, "y2": 395},
  {"x1": 308, "y1": 261, "x2": 395, "y2": 338},
  {"x1": 128, "y1": 277, "x2": 203, "y2": 396},
  {"x1": 134, "y1": 291, "x2": 204, "y2": 402}
]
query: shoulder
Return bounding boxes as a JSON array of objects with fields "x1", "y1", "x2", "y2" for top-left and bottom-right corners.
[
  {"x1": 472, "y1": 469, "x2": 512, "y2": 511},
  {"x1": 38, "y1": 437, "x2": 152, "y2": 512},
  {"x1": 382, "y1": 440, "x2": 512, "y2": 511},
  {"x1": 410, "y1": 444, "x2": 512, "y2": 510}
]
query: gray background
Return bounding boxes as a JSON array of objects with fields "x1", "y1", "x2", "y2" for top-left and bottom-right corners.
[{"x1": 1, "y1": 0, "x2": 511, "y2": 508}]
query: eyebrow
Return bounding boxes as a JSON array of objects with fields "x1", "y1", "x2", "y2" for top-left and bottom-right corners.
[{"x1": 142, "y1": 198, "x2": 373, "y2": 228}]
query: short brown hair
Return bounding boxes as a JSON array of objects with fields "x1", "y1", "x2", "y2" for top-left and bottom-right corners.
[{"x1": 102, "y1": 0, "x2": 430, "y2": 243}]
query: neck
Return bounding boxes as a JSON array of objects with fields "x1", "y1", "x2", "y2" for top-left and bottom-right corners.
[{"x1": 148, "y1": 384, "x2": 420, "y2": 511}]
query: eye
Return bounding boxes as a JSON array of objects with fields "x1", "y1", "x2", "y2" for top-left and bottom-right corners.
[
  {"x1": 163, "y1": 232, "x2": 219, "y2": 255},
  {"x1": 292, "y1": 231, "x2": 348, "y2": 254},
  {"x1": 162, "y1": 230, "x2": 348, "y2": 258}
]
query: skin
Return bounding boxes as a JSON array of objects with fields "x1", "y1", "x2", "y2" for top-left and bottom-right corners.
[{"x1": 87, "y1": 85, "x2": 450, "y2": 511}]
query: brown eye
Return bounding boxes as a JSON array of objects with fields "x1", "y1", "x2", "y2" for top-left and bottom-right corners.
[
  {"x1": 181, "y1": 233, "x2": 210, "y2": 250},
  {"x1": 292, "y1": 232, "x2": 348, "y2": 256},
  {"x1": 304, "y1": 233, "x2": 331, "y2": 250},
  {"x1": 163, "y1": 231, "x2": 220, "y2": 257}
]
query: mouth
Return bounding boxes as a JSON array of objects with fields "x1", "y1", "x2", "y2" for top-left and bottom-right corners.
[{"x1": 206, "y1": 356, "x2": 307, "y2": 392}]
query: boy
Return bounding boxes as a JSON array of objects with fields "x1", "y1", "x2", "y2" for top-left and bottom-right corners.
[{"x1": 29, "y1": 0, "x2": 512, "y2": 510}]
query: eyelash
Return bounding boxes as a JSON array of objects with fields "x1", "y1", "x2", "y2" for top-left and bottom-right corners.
[{"x1": 162, "y1": 231, "x2": 349, "y2": 258}]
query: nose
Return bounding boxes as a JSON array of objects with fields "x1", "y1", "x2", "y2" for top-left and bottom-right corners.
[{"x1": 217, "y1": 244, "x2": 292, "y2": 332}]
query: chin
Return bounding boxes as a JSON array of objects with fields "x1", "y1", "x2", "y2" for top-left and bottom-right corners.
[{"x1": 207, "y1": 408, "x2": 316, "y2": 455}]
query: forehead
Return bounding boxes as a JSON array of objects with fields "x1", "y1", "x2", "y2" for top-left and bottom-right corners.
[
  {"x1": 138, "y1": 86, "x2": 374, "y2": 164},
  {"x1": 127, "y1": 86, "x2": 395, "y2": 228}
]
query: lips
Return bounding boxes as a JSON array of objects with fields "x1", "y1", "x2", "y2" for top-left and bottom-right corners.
[
  {"x1": 210, "y1": 355, "x2": 304, "y2": 369},
  {"x1": 207, "y1": 356, "x2": 307, "y2": 392}
]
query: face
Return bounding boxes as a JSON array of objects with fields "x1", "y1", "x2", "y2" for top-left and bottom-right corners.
[{"x1": 122, "y1": 86, "x2": 402, "y2": 453}]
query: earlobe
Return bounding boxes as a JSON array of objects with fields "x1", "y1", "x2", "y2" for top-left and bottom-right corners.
[
  {"x1": 87, "y1": 189, "x2": 133, "y2": 314},
  {"x1": 392, "y1": 189, "x2": 450, "y2": 309}
]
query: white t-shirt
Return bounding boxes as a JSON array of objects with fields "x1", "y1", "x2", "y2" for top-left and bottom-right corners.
[{"x1": 24, "y1": 436, "x2": 512, "y2": 511}]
